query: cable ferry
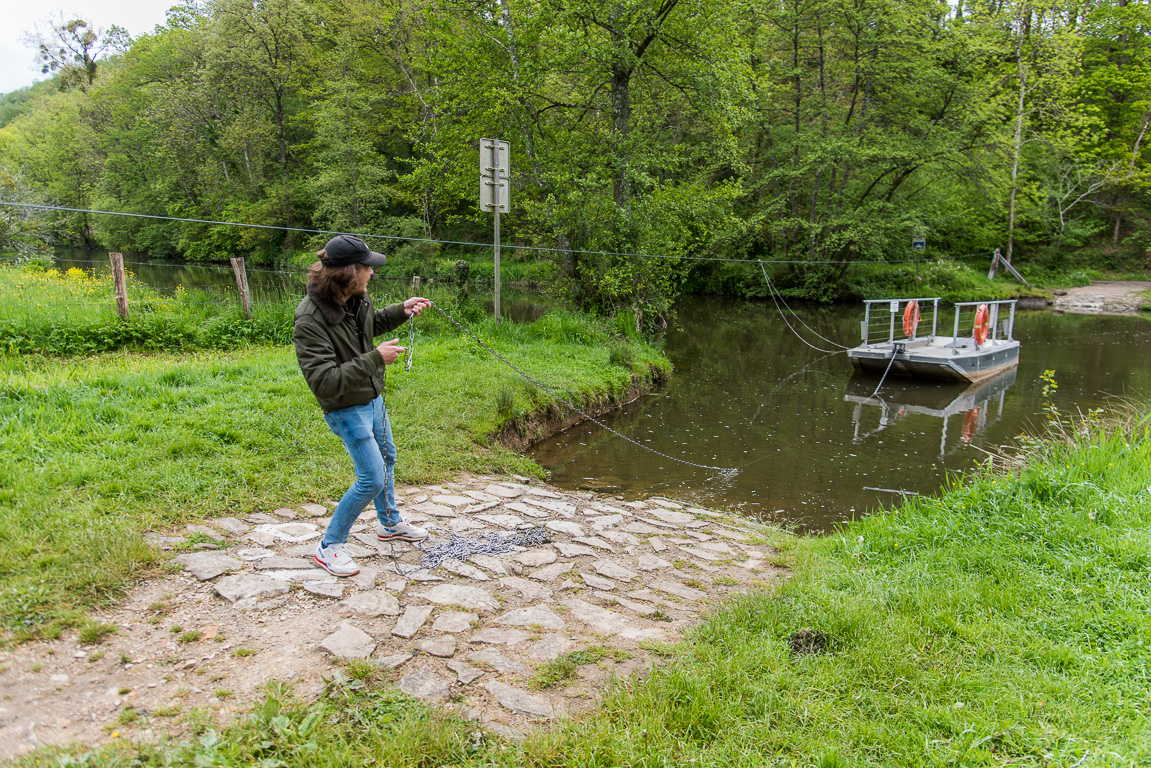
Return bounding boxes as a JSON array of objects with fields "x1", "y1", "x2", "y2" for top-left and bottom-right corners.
[{"x1": 847, "y1": 298, "x2": 1020, "y2": 383}]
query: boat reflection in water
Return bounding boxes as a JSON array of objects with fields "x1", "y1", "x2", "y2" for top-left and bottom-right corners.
[{"x1": 844, "y1": 368, "x2": 1018, "y2": 458}]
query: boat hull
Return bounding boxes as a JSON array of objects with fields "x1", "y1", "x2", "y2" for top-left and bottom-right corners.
[{"x1": 848, "y1": 338, "x2": 1020, "y2": 383}]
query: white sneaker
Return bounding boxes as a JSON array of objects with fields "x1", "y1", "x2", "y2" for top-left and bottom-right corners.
[
  {"x1": 314, "y1": 542, "x2": 359, "y2": 577},
  {"x1": 376, "y1": 520, "x2": 429, "y2": 543}
]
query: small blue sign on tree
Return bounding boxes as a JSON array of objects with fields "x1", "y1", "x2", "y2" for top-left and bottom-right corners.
[{"x1": 912, "y1": 236, "x2": 926, "y2": 251}]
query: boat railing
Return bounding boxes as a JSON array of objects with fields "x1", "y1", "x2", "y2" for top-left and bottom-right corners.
[
  {"x1": 861, "y1": 297, "x2": 941, "y2": 346},
  {"x1": 949, "y1": 300, "x2": 1017, "y2": 351}
]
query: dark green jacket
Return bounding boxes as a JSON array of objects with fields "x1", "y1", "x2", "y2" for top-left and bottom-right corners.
[{"x1": 294, "y1": 284, "x2": 409, "y2": 413}]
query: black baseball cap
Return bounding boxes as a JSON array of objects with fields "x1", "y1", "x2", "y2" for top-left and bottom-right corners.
[{"x1": 322, "y1": 235, "x2": 386, "y2": 267}]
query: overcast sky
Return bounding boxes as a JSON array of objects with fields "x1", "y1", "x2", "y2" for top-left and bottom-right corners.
[{"x1": 1, "y1": 1, "x2": 175, "y2": 95}]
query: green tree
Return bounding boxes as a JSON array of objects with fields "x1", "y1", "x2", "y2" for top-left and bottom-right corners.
[
  {"x1": 1, "y1": 90, "x2": 103, "y2": 246},
  {"x1": 1069, "y1": 0, "x2": 1151, "y2": 245},
  {"x1": 724, "y1": 0, "x2": 995, "y2": 293},
  {"x1": 207, "y1": 0, "x2": 313, "y2": 253},
  {"x1": 22, "y1": 13, "x2": 130, "y2": 92}
]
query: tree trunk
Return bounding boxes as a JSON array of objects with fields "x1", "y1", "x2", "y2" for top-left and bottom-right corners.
[
  {"x1": 275, "y1": 91, "x2": 293, "y2": 249},
  {"x1": 610, "y1": 63, "x2": 633, "y2": 213},
  {"x1": 1006, "y1": 40, "x2": 1028, "y2": 266}
]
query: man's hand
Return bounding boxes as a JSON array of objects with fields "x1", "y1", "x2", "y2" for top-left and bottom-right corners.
[
  {"x1": 376, "y1": 338, "x2": 406, "y2": 364},
  {"x1": 404, "y1": 296, "x2": 430, "y2": 317}
]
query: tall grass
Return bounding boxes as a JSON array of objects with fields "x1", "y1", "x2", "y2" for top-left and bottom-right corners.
[{"x1": 0, "y1": 262, "x2": 597, "y2": 355}]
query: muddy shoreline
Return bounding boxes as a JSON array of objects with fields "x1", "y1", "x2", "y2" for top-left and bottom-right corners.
[{"x1": 495, "y1": 364, "x2": 668, "y2": 452}]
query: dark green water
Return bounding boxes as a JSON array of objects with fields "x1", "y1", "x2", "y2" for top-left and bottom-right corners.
[{"x1": 531, "y1": 298, "x2": 1151, "y2": 532}]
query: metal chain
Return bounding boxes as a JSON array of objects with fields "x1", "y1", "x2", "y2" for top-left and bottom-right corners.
[
  {"x1": 384, "y1": 526, "x2": 549, "y2": 577},
  {"x1": 870, "y1": 349, "x2": 899, "y2": 399},
  {"x1": 425, "y1": 299, "x2": 740, "y2": 477},
  {"x1": 405, "y1": 313, "x2": 415, "y2": 372},
  {"x1": 421, "y1": 528, "x2": 548, "y2": 570}
]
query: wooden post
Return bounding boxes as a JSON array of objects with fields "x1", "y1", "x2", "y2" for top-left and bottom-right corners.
[
  {"x1": 412, "y1": 275, "x2": 421, "y2": 294},
  {"x1": 987, "y1": 248, "x2": 1001, "y2": 280},
  {"x1": 230, "y1": 257, "x2": 252, "y2": 319},
  {"x1": 109, "y1": 252, "x2": 129, "y2": 320}
]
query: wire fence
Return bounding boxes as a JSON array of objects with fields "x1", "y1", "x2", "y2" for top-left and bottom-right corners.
[
  {"x1": 0, "y1": 253, "x2": 534, "y2": 333},
  {"x1": 0, "y1": 220, "x2": 1000, "y2": 335},
  {"x1": 0, "y1": 201, "x2": 996, "y2": 266}
]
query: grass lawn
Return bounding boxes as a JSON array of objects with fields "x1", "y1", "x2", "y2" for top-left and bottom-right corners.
[
  {"x1": 0, "y1": 322, "x2": 667, "y2": 641},
  {"x1": 20, "y1": 406, "x2": 1150, "y2": 767}
]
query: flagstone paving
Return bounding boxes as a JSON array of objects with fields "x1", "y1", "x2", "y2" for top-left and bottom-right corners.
[{"x1": 0, "y1": 476, "x2": 788, "y2": 761}]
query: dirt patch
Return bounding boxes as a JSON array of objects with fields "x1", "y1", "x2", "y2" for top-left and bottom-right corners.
[
  {"x1": 1050, "y1": 280, "x2": 1151, "y2": 315},
  {"x1": 0, "y1": 476, "x2": 787, "y2": 761}
]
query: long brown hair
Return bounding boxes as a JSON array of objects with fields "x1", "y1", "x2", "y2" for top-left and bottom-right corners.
[{"x1": 307, "y1": 250, "x2": 370, "y2": 304}]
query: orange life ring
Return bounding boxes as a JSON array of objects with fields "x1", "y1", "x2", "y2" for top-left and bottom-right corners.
[
  {"x1": 973, "y1": 304, "x2": 990, "y2": 346},
  {"x1": 902, "y1": 300, "x2": 920, "y2": 338},
  {"x1": 961, "y1": 406, "x2": 980, "y2": 443}
]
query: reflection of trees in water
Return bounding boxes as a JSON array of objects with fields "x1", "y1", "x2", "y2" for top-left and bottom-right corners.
[{"x1": 53, "y1": 250, "x2": 304, "y2": 301}]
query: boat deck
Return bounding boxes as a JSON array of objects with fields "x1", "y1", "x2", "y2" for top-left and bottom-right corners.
[{"x1": 849, "y1": 336, "x2": 1020, "y2": 383}]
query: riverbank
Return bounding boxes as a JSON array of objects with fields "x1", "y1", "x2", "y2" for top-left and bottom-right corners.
[
  {"x1": 5, "y1": 401, "x2": 1148, "y2": 765},
  {"x1": 1049, "y1": 280, "x2": 1151, "y2": 315}
]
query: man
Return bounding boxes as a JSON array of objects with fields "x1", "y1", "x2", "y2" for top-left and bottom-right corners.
[{"x1": 294, "y1": 234, "x2": 431, "y2": 577}]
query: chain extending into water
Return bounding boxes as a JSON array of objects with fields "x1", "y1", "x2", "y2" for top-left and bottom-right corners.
[
  {"x1": 870, "y1": 349, "x2": 899, "y2": 399},
  {"x1": 424, "y1": 299, "x2": 740, "y2": 478}
]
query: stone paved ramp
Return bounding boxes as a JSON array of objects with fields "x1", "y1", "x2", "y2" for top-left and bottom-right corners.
[
  {"x1": 1050, "y1": 280, "x2": 1151, "y2": 315},
  {"x1": 0, "y1": 476, "x2": 788, "y2": 760}
]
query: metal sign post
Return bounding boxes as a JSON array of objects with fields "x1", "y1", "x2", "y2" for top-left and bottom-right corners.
[{"x1": 480, "y1": 138, "x2": 510, "y2": 324}]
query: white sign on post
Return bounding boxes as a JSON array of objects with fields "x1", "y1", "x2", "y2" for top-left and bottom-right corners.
[
  {"x1": 479, "y1": 138, "x2": 509, "y2": 324},
  {"x1": 479, "y1": 139, "x2": 510, "y2": 212}
]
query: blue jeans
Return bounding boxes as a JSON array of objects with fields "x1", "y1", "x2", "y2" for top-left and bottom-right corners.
[{"x1": 321, "y1": 396, "x2": 402, "y2": 547}]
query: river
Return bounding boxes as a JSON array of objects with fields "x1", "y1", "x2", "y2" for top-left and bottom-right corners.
[{"x1": 531, "y1": 298, "x2": 1151, "y2": 531}]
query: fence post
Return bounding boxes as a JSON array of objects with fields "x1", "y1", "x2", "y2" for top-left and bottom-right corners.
[
  {"x1": 412, "y1": 275, "x2": 421, "y2": 294},
  {"x1": 109, "y1": 252, "x2": 129, "y2": 320},
  {"x1": 987, "y1": 248, "x2": 1001, "y2": 280},
  {"x1": 230, "y1": 257, "x2": 252, "y2": 319}
]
